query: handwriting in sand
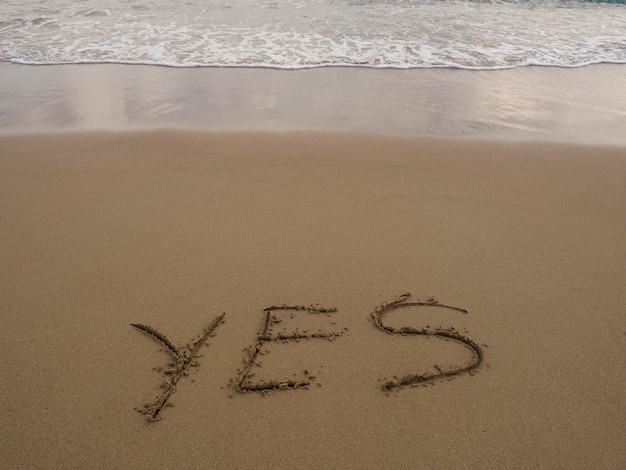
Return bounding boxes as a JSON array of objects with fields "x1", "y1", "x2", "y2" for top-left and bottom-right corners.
[{"x1": 132, "y1": 293, "x2": 484, "y2": 421}]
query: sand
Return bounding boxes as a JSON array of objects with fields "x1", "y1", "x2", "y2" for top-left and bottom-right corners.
[
  {"x1": 2, "y1": 63, "x2": 626, "y2": 145},
  {"x1": 1, "y1": 64, "x2": 626, "y2": 469}
]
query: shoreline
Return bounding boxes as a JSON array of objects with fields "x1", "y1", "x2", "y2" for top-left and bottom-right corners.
[
  {"x1": 1, "y1": 62, "x2": 625, "y2": 144},
  {"x1": 2, "y1": 127, "x2": 626, "y2": 151}
]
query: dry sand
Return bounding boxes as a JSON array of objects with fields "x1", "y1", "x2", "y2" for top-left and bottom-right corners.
[{"x1": 1, "y1": 129, "x2": 625, "y2": 468}]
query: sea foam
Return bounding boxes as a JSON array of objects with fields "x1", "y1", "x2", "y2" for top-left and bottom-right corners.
[{"x1": 1, "y1": 0, "x2": 625, "y2": 69}]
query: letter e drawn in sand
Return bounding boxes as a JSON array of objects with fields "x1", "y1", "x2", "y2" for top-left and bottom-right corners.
[
  {"x1": 371, "y1": 293, "x2": 484, "y2": 392},
  {"x1": 131, "y1": 313, "x2": 225, "y2": 421},
  {"x1": 236, "y1": 305, "x2": 344, "y2": 393}
]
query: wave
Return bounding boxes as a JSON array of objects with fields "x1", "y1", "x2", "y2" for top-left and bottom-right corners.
[{"x1": 2, "y1": 0, "x2": 625, "y2": 70}]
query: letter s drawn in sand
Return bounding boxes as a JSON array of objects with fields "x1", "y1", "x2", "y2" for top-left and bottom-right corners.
[{"x1": 371, "y1": 293, "x2": 483, "y2": 391}]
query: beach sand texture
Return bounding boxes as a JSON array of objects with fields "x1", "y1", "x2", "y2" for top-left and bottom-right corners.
[{"x1": 1, "y1": 130, "x2": 625, "y2": 468}]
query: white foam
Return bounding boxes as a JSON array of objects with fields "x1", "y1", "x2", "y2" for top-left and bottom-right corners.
[{"x1": 1, "y1": 0, "x2": 625, "y2": 70}]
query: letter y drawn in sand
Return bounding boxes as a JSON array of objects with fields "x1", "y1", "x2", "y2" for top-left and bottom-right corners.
[{"x1": 131, "y1": 313, "x2": 225, "y2": 421}]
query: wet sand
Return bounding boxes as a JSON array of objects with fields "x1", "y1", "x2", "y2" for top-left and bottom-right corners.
[{"x1": 1, "y1": 63, "x2": 626, "y2": 144}]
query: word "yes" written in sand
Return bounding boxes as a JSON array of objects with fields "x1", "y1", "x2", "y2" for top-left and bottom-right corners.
[{"x1": 132, "y1": 293, "x2": 484, "y2": 421}]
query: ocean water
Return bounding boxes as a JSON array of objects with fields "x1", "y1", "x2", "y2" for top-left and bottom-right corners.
[{"x1": 1, "y1": 0, "x2": 625, "y2": 70}]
